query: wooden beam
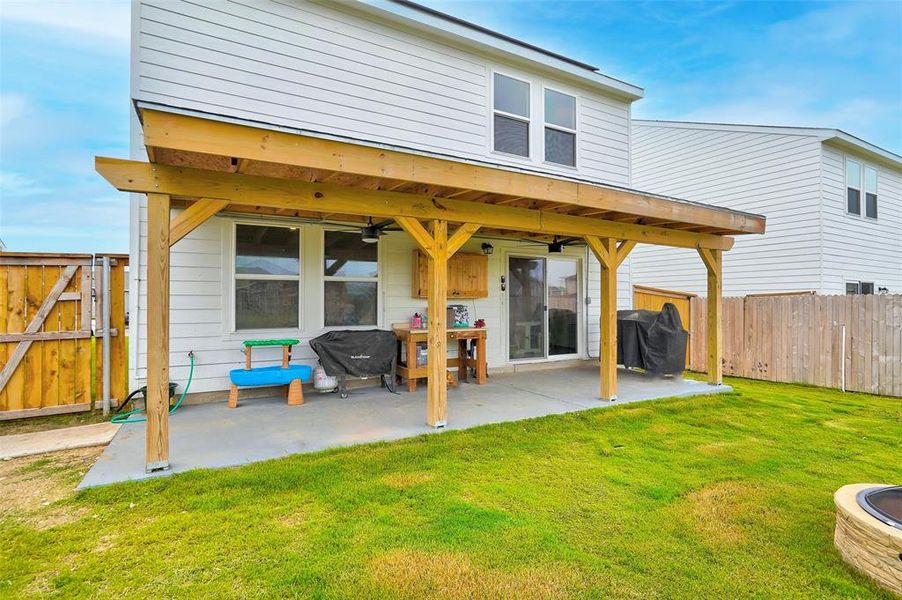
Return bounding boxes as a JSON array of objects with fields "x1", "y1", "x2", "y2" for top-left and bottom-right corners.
[
  {"x1": 169, "y1": 198, "x2": 229, "y2": 246},
  {"x1": 395, "y1": 217, "x2": 435, "y2": 258},
  {"x1": 616, "y1": 240, "x2": 637, "y2": 267},
  {"x1": 96, "y1": 158, "x2": 735, "y2": 251},
  {"x1": 697, "y1": 247, "x2": 723, "y2": 385},
  {"x1": 146, "y1": 192, "x2": 171, "y2": 471},
  {"x1": 585, "y1": 235, "x2": 614, "y2": 269},
  {"x1": 427, "y1": 220, "x2": 448, "y2": 427},
  {"x1": 586, "y1": 237, "x2": 619, "y2": 400},
  {"x1": 140, "y1": 109, "x2": 765, "y2": 235},
  {"x1": 447, "y1": 223, "x2": 481, "y2": 256}
]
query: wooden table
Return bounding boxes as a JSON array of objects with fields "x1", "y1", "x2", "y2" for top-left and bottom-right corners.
[{"x1": 393, "y1": 325, "x2": 487, "y2": 392}]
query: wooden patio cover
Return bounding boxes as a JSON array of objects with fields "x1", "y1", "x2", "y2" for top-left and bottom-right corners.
[{"x1": 96, "y1": 108, "x2": 765, "y2": 472}]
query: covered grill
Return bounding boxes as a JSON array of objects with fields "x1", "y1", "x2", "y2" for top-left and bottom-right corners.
[
  {"x1": 309, "y1": 330, "x2": 398, "y2": 398},
  {"x1": 616, "y1": 303, "x2": 688, "y2": 376}
]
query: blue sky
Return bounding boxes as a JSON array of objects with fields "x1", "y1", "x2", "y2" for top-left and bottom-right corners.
[{"x1": 0, "y1": 0, "x2": 900, "y2": 253}]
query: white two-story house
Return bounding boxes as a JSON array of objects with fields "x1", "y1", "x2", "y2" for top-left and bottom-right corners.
[
  {"x1": 122, "y1": 0, "x2": 763, "y2": 402},
  {"x1": 629, "y1": 121, "x2": 901, "y2": 297}
]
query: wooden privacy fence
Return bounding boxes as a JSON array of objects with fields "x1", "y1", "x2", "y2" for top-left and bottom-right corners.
[
  {"x1": 688, "y1": 294, "x2": 902, "y2": 397},
  {"x1": 0, "y1": 253, "x2": 128, "y2": 419}
]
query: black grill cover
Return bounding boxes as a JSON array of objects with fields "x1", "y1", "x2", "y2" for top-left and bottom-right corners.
[
  {"x1": 309, "y1": 329, "x2": 398, "y2": 378},
  {"x1": 617, "y1": 303, "x2": 688, "y2": 375}
]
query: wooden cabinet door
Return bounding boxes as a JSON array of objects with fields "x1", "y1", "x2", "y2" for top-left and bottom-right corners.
[
  {"x1": 412, "y1": 251, "x2": 487, "y2": 298},
  {"x1": 450, "y1": 253, "x2": 488, "y2": 298}
]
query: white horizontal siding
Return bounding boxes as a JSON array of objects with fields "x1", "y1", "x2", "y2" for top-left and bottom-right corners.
[
  {"x1": 820, "y1": 145, "x2": 902, "y2": 294},
  {"x1": 134, "y1": 0, "x2": 632, "y2": 185},
  {"x1": 629, "y1": 124, "x2": 825, "y2": 297},
  {"x1": 131, "y1": 208, "x2": 614, "y2": 394}
]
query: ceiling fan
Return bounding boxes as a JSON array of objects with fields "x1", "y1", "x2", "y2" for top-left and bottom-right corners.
[{"x1": 516, "y1": 235, "x2": 582, "y2": 253}]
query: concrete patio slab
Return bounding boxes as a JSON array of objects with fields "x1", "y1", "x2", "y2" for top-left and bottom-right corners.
[
  {"x1": 1, "y1": 422, "x2": 121, "y2": 460},
  {"x1": 79, "y1": 365, "x2": 730, "y2": 489}
]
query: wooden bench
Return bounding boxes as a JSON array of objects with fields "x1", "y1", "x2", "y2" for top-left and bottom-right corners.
[{"x1": 228, "y1": 339, "x2": 312, "y2": 408}]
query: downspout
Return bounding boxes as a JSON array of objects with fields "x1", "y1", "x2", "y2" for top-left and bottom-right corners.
[{"x1": 102, "y1": 256, "x2": 112, "y2": 416}]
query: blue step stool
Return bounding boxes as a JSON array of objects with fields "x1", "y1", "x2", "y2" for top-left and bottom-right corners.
[{"x1": 228, "y1": 339, "x2": 312, "y2": 408}]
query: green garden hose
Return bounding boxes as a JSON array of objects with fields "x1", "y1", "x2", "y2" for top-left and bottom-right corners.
[{"x1": 112, "y1": 351, "x2": 194, "y2": 424}]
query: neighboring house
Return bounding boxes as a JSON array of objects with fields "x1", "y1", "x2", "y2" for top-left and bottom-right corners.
[
  {"x1": 629, "y1": 121, "x2": 902, "y2": 297},
  {"x1": 123, "y1": 0, "x2": 762, "y2": 398}
]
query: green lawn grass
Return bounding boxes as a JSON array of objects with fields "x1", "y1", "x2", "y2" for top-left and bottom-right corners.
[{"x1": 1, "y1": 377, "x2": 900, "y2": 598}]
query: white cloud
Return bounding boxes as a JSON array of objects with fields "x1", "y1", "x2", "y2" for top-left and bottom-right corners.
[
  {"x1": 0, "y1": 92, "x2": 29, "y2": 127},
  {"x1": 0, "y1": 0, "x2": 130, "y2": 47},
  {"x1": 0, "y1": 170, "x2": 51, "y2": 196}
]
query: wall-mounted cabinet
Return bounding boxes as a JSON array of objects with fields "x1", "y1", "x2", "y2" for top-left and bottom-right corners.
[{"x1": 412, "y1": 251, "x2": 488, "y2": 298}]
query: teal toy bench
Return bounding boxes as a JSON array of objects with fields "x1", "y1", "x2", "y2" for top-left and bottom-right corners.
[{"x1": 228, "y1": 339, "x2": 312, "y2": 408}]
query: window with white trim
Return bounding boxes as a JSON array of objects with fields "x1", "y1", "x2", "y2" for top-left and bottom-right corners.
[
  {"x1": 846, "y1": 158, "x2": 861, "y2": 215},
  {"x1": 234, "y1": 224, "x2": 300, "y2": 330},
  {"x1": 846, "y1": 281, "x2": 875, "y2": 295},
  {"x1": 864, "y1": 166, "x2": 878, "y2": 218},
  {"x1": 323, "y1": 230, "x2": 378, "y2": 327},
  {"x1": 544, "y1": 88, "x2": 576, "y2": 166},
  {"x1": 493, "y1": 73, "x2": 530, "y2": 157}
]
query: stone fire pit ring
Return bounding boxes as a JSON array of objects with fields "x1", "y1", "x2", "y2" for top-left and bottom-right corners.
[{"x1": 834, "y1": 483, "x2": 902, "y2": 594}]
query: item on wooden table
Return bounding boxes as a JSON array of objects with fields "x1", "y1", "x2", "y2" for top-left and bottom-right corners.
[
  {"x1": 411, "y1": 312, "x2": 422, "y2": 328},
  {"x1": 416, "y1": 343, "x2": 428, "y2": 366},
  {"x1": 474, "y1": 318, "x2": 486, "y2": 328},
  {"x1": 447, "y1": 304, "x2": 470, "y2": 327}
]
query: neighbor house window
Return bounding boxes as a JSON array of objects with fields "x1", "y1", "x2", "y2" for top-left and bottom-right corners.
[
  {"x1": 493, "y1": 73, "x2": 530, "y2": 157},
  {"x1": 544, "y1": 88, "x2": 576, "y2": 166},
  {"x1": 846, "y1": 159, "x2": 861, "y2": 215},
  {"x1": 234, "y1": 224, "x2": 300, "y2": 330},
  {"x1": 864, "y1": 166, "x2": 878, "y2": 218},
  {"x1": 323, "y1": 230, "x2": 378, "y2": 327},
  {"x1": 846, "y1": 281, "x2": 874, "y2": 295}
]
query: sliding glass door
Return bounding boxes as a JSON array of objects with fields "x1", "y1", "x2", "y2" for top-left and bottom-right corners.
[{"x1": 508, "y1": 256, "x2": 579, "y2": 360}]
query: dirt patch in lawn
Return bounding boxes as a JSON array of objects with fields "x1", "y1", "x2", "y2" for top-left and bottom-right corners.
[
  {"x1": 381, "y1": 471, "x2": 435, "y2": 489},
  {"x1": 0, "y1": 447, "x2": 101, "y2": 528},
  {"x1": 370, "y1": 549, "x2": 578, "y2": 599},
  {"x1": 684, "y1": 481, "x2": 761, "y2": 547}
]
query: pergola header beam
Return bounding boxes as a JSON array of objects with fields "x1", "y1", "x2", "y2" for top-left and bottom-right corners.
[
  {"x1": 140, "y1": 109, "x2": 765, "y2": 235},
  {"x1": 96, "y1": 157, "x2": 734, "y2": 251}
]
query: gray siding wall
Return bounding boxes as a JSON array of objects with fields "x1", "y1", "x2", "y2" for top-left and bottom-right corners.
[
  {"x1": 820, "y1": 144, "x2": 902, "y2": 294},
  {"x1": 629, "y1": 123, "x2": 825, "y2": 297},
  {"x1": 134, "y1": 0, "x2": 632, "y2": 184}
]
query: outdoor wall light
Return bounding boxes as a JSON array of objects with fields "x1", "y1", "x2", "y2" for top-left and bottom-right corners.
[{"x1": 481, "y1": 243, "x2": 494, "y2": 255}]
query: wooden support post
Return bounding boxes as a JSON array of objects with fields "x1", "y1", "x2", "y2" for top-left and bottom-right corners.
[
  {"x1": 585, "y1": 236, "x2": 635, "y2": 401},
  {"x1": 427, "y1": 220, "x2": 448, "y2": 427},
  {"x1": 146, "y1": 193, "x2": 171, "y2": 472},
  {"x1": 698, "y1": 247, "x2": 723, "y2": 385}
]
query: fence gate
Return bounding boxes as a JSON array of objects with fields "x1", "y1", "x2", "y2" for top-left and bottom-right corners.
[
  {"x1": 633, "y1": 285, "x2": 695, "y2": 367},
  {"x1": 0, "y1": 253, "x2": 128, "y2": 419}
]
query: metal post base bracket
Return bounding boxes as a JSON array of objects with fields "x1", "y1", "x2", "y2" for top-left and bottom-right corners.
[{"x1": 145, "y1": 461, "x2": 170, "y2": 473}]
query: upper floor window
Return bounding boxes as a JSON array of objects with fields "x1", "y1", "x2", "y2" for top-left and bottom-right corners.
[
  {"x1": 323, "y1": 230, "x2": 378, "y2": 327},
  {"x1": 544, "y1": 89, "x2": 576, "y2": 167},
  {"x1": 864, "y1": 166, "x2": 878, "y2": 219},
  {"x1": 846, "y1": 159, "x2": 861, "y2": 215},
  {"x1": 493, "y1": 73, "x2": 530, "y2": 157},
  {"x1": 846, "y1": 159, "x2": 878, "y2": 219},
  {"x1": 234, "y1": 224, "x2": 300, "y2": 330}
]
